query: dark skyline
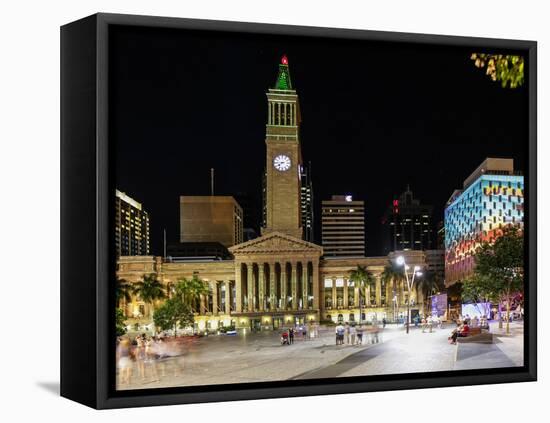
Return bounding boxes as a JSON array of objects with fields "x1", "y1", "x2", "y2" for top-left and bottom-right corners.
[{"x1": 111, "y1": 25, "x2": 528, "y2": 256}]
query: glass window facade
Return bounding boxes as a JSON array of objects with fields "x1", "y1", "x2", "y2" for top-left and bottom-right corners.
[{"x1": 444, "y1": 174, "x2": 524, "y2": 284}]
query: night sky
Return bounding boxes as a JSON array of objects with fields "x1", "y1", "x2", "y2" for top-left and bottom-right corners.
[{"x1": 110, "y1": 25, "x2": 528, "y2": 257}]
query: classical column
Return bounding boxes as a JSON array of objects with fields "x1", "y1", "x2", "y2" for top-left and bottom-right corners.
[
  {"x1": 225, "y1": 281, "x2": 231, "y2": 314},
  {"x1": 247, "y1": 263, "x2": 254, "y2": 312},
  {"x1": 212, "y1": 282, "x2": 219, "y2": 315},
  {"x1": 375, "y1": 276, "x2": 382, "y2": 307},
  {"x1": 200, "y1": 294, "x2": 206, "y2": 315},
  {"x1": 291, "y1": 262, "x2": 298, "y2": 310},
  {"x1": 312, "y1": 261, "x2": 320, "y2": 310},
  {"x1": 258, "y1": 263, "x2": 265, "y2": 312},
  {"x1": 289, "y1": 103, "x2": 293, "y2": 126},
  {"x1": 343, "y1": 278, "x2": 349, "y2": 308},
  {"x1": 354, "y1": 286, "x2": 360, "y2": 308},
  {"x1": 269, "y1": 262, "x2": 276, "y2": 311},
  {"x1": 235, "y1": 263, "x2": 242, "y2": 313},
  {"x1": 331, "y1": 277, "x2": 337, "y2": 309},
  {"x1": 281, "y1": 264, "x2": 287, "y2": 310},
  {"x1": 302, "y1": 263, "x2": 308, "y2": 310}
]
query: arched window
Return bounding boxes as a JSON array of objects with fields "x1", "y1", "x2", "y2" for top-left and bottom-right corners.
[{"x1": 337, "y1": 314, "x2": 344, "y2": 323}]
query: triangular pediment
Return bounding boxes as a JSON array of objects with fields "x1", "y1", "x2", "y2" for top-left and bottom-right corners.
[{"x1": 229, "y1": 231, "x2": 323, "y2": 256}]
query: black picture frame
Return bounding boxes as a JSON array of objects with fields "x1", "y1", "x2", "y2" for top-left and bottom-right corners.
[{"x1": 61, "y1": 12, "x2": 537, "y2": 409}]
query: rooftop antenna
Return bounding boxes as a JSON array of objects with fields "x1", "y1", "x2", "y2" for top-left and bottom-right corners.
[
  {"x1": 210, "y1": 168, "x2": 215, "y2": 196},
  {"x1": 163, "y1": 228, "x2": 167, "y2": 259}
]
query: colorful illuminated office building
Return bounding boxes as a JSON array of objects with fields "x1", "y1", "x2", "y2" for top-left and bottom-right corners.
[{"x1": 444, "y1": 158, "x2": 524, "y2": 286}]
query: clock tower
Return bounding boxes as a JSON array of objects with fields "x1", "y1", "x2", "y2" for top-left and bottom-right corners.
[{"x1": 262, "y1": 56, "x2": 303, "y2": 239}]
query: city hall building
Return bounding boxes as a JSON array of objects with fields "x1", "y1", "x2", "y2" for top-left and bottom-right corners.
[{"x1": 117, "y1": 57, "x2": 428, "y2": 333}]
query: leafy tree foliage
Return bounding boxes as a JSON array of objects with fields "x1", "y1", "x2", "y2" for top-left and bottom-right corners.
[
  {"x1": 349, "y1": 265, "x2": 376, "y2": 304},
  {"x1": 153, "y1": 297, "x2": 194, "y2": 337},
  {"x1": 174, "y1": 275, "x2": 211, "y2": 312},
  {"x1": 461, "y1": 273, "x2": 497, "y2": 317},
  {"x1": 132, "y1": 273, "x2": 166, "y2": 317},
  {"x1": 115, "y1": 277, "x2": 132, "y2": 308},
  {"x1": 471, "y1": 53, "x2": 524, "y2": 88},
  {"x1": 116, "y1": 308, "x2": 127, "y2": 337},
  {"x1": 467, "y1": 225, "x2": 524, "y2": 333}
]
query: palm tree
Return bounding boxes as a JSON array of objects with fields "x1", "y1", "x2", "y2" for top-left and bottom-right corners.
[
  {"x1": 115, "y1": 277, "x2": 132, "y2": 309},
  {"x1": 175, "y1": 275, "x2": 211, "y2": 313},
  {"x1": 381, "y1": 262, "x2": 405, "y2": 321},
  {"x1": 132, "y1": 273, "x2": 166, "y2": 319},
  {"x1": 349, "y1": 265, "x2": 376, "y2": 324}
]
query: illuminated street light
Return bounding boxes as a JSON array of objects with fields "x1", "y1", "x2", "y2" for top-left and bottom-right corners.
[{"x1": 395, "y1": 255, "x2": 423, "y2": 334}]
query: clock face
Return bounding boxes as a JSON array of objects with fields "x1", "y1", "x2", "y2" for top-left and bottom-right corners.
[{"x1": 273, "y1": 155, "x2": 291, "y2": 171}]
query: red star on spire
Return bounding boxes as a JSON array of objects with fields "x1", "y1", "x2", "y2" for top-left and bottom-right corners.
[{"x1": 281, "y1": 55, "x2": 288, "y2": 65}]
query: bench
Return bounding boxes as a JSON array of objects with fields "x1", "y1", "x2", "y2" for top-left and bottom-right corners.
[
  {"x1": 457, "y1": 327, "x2": 493, "y2": 344},
  {"x1": 468, "y1": 327, "x2": 482, "y2": 336}
]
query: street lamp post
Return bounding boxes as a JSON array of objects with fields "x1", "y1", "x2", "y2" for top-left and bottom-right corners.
[{"x1": 395, "y1": 256, "x2": 422, "y2": 334}]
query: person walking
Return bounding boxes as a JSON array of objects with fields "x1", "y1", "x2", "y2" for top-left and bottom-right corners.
[
  {"x1": 335, "y1": 323, "x2": 345, "y2": 345},
  {"x1": 371, "y1": 322, "x2": 380, "y2": 344},
  {"x1": 427, "y1": 315, "x2": 433, "y2": 333},
  {"x1": 289, "y1": 327, "x2": 295, "y2": 344},
  {"x1": 349, "y1": 324, "x2": 356, "y2": 345},
  {"x1": 356, "y1": 325, "x2": 363, "y2": 345},
  {"x1": 116, "y1": 337, "x2": 132, "y2": 386},
  {"x1": 382, "y1": 317, "x2": 387, "y2": 328}
]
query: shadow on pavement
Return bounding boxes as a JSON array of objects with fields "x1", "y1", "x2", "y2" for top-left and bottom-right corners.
[{"x1": 36, "y1": 381, "x2": 60, "y2": 396}]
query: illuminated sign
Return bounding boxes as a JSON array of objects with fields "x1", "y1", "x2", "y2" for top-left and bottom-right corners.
[{"x1": 431, "y1": 294, "x2": 447, "y2": 317}]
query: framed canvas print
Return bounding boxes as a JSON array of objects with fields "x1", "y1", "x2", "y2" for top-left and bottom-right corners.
[{"x1": 60, "y1": 13, "x2": 537, "y2": 409}]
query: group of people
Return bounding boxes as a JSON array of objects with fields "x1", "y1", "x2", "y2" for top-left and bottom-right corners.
[
  {"x1": 335, "y1": 322, "x2": 380, "y2": 345},
  {"x1": 280, "y1": 324, "x2": 320, "y2": 345},
  {"x1": 116, "y1": 334, "x2": 186, "y2": 385},
  {"x1": 419, "y1": 315, "x2": 444, "y2": 333},
  {"x1": 457, "y1": 314, "x2": 489, "y2": 329},
  {"x1": 448, "y1": 321, "x2": 470, "y2": 344}
]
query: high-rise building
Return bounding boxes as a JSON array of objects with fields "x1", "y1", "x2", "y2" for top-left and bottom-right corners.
[
  {"x1": 234, "y1": 192, "x2": 260, "y2": 241},
  {"x1": 300, "y1": 162, "x2": 314, "y2": 243},
  {"x1": 180, "y1": 196, "x2": 243, "y2": 247},
  {"x1": 436, "y1": 221, "x2": 445, "y2": 250},
  {"x1": 322, "y1": 195, "x2": 365, "y2": 257},
  {"x1": 425, "y1": 249, "x2": 445, "y2": 284},
  {"x1": 382, "y1": 186, "x2": 433, "y2": 254},
  {"x1": 444, "y1": 158, "x2": 524, "y2": 286},
  {"x1": 115, "y1": 189, "x2": 150, "y2": 256}
]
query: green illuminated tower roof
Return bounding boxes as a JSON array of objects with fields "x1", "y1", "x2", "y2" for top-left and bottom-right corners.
[{"x1": 274, "y1": 55, "x2": 293, "y2": 90}]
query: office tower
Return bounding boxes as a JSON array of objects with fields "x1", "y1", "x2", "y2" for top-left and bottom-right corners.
[
  {"x1": 180, "y1": 196, "x2": 243, "y2": 247},
  {"x1": 322, "y1": 195, "x2": 365, "y2": 257},
  {"x1": 444, "y1": 158, "x2": 524, "y2": 286},
  {"x1": 115, "y1": 189, "x2": 150, "y2": 256},
  {"x1": 382, "y1": 186, "x2": 433, "y2": 254}
]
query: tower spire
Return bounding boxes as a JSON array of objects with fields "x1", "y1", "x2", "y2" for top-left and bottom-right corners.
[{"x1": 274, "y1": 55, "x2": 292, "y2": 90}]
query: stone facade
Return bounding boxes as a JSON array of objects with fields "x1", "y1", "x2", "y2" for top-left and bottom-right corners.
[{"x1": 117, "y1": 249, "x2": 427, "y2": 333}]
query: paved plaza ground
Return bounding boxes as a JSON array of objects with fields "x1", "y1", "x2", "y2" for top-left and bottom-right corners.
[{"x1": 117, "y1": 321, "x2": 524, "y2": 390}]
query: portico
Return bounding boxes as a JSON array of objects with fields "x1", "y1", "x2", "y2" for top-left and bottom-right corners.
[{"x1": 228, "y1": 231, "x2": 322, "y2": 330}]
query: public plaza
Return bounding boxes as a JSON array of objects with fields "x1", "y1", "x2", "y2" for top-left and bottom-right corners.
[
  {"x1": 115, "y1": 57, "x2": 526, "y2": 390},
  {"x1": 117, "y1": 321, "x2": 524, "y2": 390}
]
